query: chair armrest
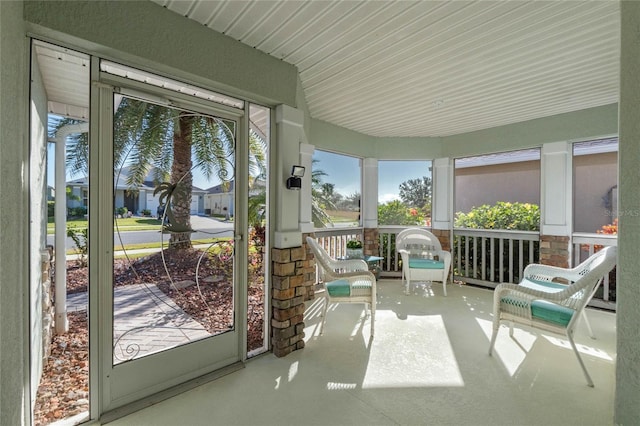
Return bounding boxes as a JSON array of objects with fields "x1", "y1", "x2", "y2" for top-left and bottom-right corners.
[
  {"x1": 398, "y1": 249, "x2": 410, "y2": 261},
  {"x1": 524, "y1": 263, "x2": 582, "y2": 283},
  {"x1": 435, "y1": 250, "x2": 452, "y2": 266},
  {"x1": 493, "y1": 282, "x2": 566, "y2": 309},
  {"x1": 331, "y1": 258, "x2": 368, "y2": 272},
  {"x1": 344, "y1": 271, "x2": 377, "y2": 301}
]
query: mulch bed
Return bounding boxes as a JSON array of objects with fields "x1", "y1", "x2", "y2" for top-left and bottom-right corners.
[
  {"x1": 34, "y1": 248, "x2": 265, "y2": 425},
  {"x1": 33, "y1": 311, "x2": 89, "y2": 426}
]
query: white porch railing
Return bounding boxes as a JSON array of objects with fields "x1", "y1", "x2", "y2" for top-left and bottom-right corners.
[
  {"x1": 453, "y1": 228, "x2": 540, "y2": 288},
  {"x1": 376, "y1": 226, "x2": 410, "y2": 278},
  {"x1": 572, "y1": 233, "x2": 617, "y2": 310},
  {"x1": 312, "y1": 227, "x2": 616, "y2": 310},
  {"x1": 313, "y1": 226, "x2": 414, "y2": 278},
  {"x1": 313, "y1": 228, "x2": 363, "y2": 259}
]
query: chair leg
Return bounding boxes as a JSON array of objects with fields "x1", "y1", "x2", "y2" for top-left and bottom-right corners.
[
  {"x1": 442, "y1": 278, "x2": 447, "y2": 296},
  {"x1": 489, "y1": 319, "x2": 500, "y2": 355},
  {"x1": 567, "y1": 330, "x2": 594, "y2": 387},
  {"x1": 369, "y1": 301, "x2": 375, "y2": 338},
  {"x1": 581, "y1": 310, "x2": 596, "y2": 339}
]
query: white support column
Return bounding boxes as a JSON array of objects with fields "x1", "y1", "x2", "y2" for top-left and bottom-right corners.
[
  {"x1": 52, "y1": 123, "x2": 88, "y2": 334},
  {"x1": 54, "y1": 133, "x2": 69, "y2": 333},
  {"x1": 362, "y1": 158, "x2": 378, "y2": 228},
  {"x1": 299, "y1": 143, "x2": 314, "y2": 233},
  {"x1": 540, "y1": 141, "x2": 572, "y2": 236},
  {"x1": 432, "y1": 157, "x2": 453, "y2": 230},
  {"x1": 274, "y1": 104, "x2": 306, "y2": 248}
]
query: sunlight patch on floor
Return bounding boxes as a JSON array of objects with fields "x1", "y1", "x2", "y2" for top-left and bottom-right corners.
[
  {"x1": 476, "y1": 317, "x2": 536, "y2": 376},
  {"x1": 326, "y1": 382, "x2": 358, "y2": 390},
  {"x1": 541, "y1": 335, "x2": 614, "y2": 361},
  {"x1": 288, "y1": 361, "x2": 299, "y2": 382},
  {"x1": 363, "y1": 311, "x2": 464, "y2": 388}
]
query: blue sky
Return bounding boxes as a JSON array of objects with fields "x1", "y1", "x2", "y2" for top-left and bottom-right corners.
[{"x1": 312, "y1": 150, "x2": 431, "y2": 204}]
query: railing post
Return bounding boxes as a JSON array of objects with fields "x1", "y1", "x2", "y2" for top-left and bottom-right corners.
[{"x1": 540, "y1": 141, "x2": 572, "y2": 268}]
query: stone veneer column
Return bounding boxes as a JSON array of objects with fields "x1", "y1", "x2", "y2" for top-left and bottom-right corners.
[
  {"x1": 271, "y1": 243, "x2": 315, "y2": 357},
  {"x1": 539, "y1": 235, "x2": 570, "y2": 268},
  {"x1": 430, "y1": 229, "x2": 451, "y2": 252},
  {"x1": 363, "y1": 228, "x2": 379, "y2": 256}
]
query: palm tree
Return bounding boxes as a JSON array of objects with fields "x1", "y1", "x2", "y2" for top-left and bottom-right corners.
[
  {"x1": 57, "y1": 96, "x2": 243, "y2": 250},
  {"x1": 114, "y1": 98, "x2": 239, "y2": 249},
  {"x1": 311, "y1": 159, "x2": 336, "y2": 227}
]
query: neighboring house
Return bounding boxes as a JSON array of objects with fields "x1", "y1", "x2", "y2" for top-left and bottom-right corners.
[
  {"x1": 455, "y1": 139, "x2": 618, "y2": 233},
  {"x1": 67, "y1": 167, "x2": 207, "y2": 216},
  {"x1": 204, "y1": 180, "x2": 235, "y2": 217},
  {"x1": 46, "y1": 185, "x2": 55, "y2": 201},
  {"x1": 204, "y1": 179, "x2": 265, "y2": 218}
]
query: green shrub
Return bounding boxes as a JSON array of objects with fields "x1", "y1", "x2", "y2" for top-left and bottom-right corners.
[
  {"x1": 115, "y1": 206, "x2": 128, "y2": 216},
  {"x1": 454, "y1": 202, "x2": 540, "y2": 283},
  {"x1": 67, "y1": 225, "x2": 88, "y2": 267},
  {"x1": 47, "y1": 201, "x2": 55, "y2": 217},
  {"x1": 454, "y1": 202, "x2": 540, "y2": 231},
  {"x1": 68, "y1": 206, "x2": 88, "y2": 218},
  {"x1": 346, "y1": 239, "x2": 362, "y2": 249},
  {"x1": 378, "y1": 200, "x2": 428, "y2": 226},
  {"x1": 141, "y1": 209, "x2": 151, "y2": 216}
]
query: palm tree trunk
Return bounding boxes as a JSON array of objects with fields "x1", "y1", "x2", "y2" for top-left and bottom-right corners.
[{"x1": 170, "y1": 112, "x2": 194, "y2": 249}]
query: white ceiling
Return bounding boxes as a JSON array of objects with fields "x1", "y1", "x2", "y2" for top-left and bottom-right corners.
[
  {"x1": 34, "y1": 41, "x2": 90, "y2": 121},
  {"x1": 152, "y1": 0, "x2": 620, "y2": 138},
  {"x1": 34, "y1": 1, "x2": 621, "y2": 139}
]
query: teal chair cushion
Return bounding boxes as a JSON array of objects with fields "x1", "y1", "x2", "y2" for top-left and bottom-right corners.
[
  {"x1": 326, "y1": 279, "x2": 351, "y2": 297},
  {"x1": 503, "y1": 278, "x2": 575, "y2": 327},
  {"x1": 520, "y1": 278, "x2": 567, "y2": 292},
  {"x1": 408, "y1": 258, "x2": 445, "y2": 269},
  {"x1": 530, "y1": 300, "x2": 575, "y2": 327}
]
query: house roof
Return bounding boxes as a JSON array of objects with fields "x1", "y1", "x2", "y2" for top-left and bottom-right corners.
[
  {"x1": 206, "y1": 181, "x2": 235, "y2": 195},
  {"x1": 68, "y1": 167, "x2": 207, "y2": 194}
]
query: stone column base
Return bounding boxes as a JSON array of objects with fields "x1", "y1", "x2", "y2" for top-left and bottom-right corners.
[{"x1": 539, "y1": 235, "x2": 570, "y2": 268}]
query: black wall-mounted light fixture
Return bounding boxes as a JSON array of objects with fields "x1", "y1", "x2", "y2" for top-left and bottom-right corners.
[{"x1": 286, "y1": 165, "x2": 305, "y2": 190}]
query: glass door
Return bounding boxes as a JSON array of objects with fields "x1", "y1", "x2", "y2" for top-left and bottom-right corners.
[{"x1": 95, "y1": 81, "x2": 246, "y2": 412}]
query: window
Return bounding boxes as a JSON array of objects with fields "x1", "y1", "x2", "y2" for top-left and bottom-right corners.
[
  {"x1": 573, "y1": 138, "x2": 618, "y2": 233},
  {"x1": 453, "y1": 149, "x2": 541, "y2": 287},
  {"x1": 312, "y1": 150, "x2": 361, "y2": 228},
  {"x1": 454, "y1": 149, "x2": 540, "y2": 230},
  {"x1": 378, "y1": 160, "x2": 432, "y2": 226}
]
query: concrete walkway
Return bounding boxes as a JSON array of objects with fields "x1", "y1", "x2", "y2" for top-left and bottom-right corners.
[{"x1": 67, "y1": 284, "x2": 210, "y2": 363}]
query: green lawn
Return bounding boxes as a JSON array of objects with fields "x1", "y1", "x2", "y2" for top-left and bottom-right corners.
[
  {"x1": 48, "y1": 216, "x2": 162, "y2": 234},
  {"x1": 113, "y1": 238, "x2": 226, "y2": 252},
  {"x1": 326, "y1": 210, "x2": 360, "y2": 224}
]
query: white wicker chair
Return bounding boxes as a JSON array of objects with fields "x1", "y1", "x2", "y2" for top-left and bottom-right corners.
[
  {"x1": 396, "y1": 228, "x2": 452, "y2": 295},
  {"x1": 306, "y1": 236, "x2": 376, "y2": 338},
  {"x1": 488, "y1": 245, "x2": 617, "y2": 387}
]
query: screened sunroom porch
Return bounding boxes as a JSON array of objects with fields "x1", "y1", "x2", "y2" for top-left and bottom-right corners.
[{"x1": 5, "y1": 1, "x2": 640, "y2": 426}]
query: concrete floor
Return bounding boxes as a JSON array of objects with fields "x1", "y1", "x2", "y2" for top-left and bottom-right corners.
[{"x1": 108, "y1": 280, "x2": 616, "y2": 426}]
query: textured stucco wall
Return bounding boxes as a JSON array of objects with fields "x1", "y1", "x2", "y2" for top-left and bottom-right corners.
[
  {"x1": 0, "y1": 1, "x2": 29, "y2": 425},
  {"x1": 616, "y1": 2, "x2": 640, "y2": 424},
  {"x1": 574, "y1": 152, "x2": 618, "y2": 233},
  {"x1": 29, "y1": 47, "x2": 49, "y2": 410},
  {"x1": 455, "y1": 160, "x2": 540, "y2": 214}
]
